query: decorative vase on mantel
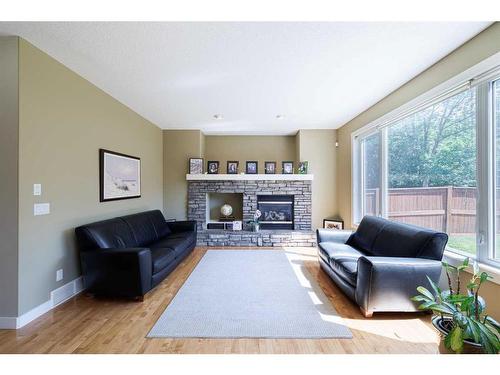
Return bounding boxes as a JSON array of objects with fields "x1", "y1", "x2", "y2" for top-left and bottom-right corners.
[{"x1": 253, "y1": 222, "x2": 260, "y2": 232}]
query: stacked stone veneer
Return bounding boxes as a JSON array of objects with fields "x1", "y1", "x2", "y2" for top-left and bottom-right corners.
[
  {"x1": 197, "y1": 229, "x2": 316, "y2": 247},
  {"x1": 187, "y1": 179, "x2": 314, "y2": 246}
]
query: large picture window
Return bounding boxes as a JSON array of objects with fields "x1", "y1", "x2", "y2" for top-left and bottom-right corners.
[
  {"x1": 495, "y1": 80, "x2": 500, "y2": 261},
  {"x1": 387, "y1": 89, "x2": 477, "y2": 256},
  {"x1": 353, "y1": 68, "x2": 500, "y2": 268},
  {"x1": 361, "y1": 133, "x2": 381, "y2": 217}
]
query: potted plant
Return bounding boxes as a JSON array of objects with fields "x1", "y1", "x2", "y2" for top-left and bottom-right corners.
[
  {"x1": 412, "y1": 258, "x2": 500, "y2": 354},
  {"x1": 248, "y1": 209, "x2": 262, "y2": 232}
]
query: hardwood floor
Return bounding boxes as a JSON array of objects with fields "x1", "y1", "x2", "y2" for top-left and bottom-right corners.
[{"x1": 0, "y1": 247, "x2": 440, "y2": 354}]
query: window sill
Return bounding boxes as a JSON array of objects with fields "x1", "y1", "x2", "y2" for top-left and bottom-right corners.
[{"x1": 443, "y1": 250, "x2": 500, "y2": 286}]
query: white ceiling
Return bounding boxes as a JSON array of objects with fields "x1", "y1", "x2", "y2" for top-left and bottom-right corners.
[{"x1": 0, "y1": 22, "x2": 491, "y2": 135}]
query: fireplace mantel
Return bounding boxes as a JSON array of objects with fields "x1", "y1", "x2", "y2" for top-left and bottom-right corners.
[{"x1": 186, "y1": 174, "x2": 313, "y2": 181}]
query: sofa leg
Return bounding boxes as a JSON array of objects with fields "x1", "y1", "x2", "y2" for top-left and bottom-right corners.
[{"x1": 360, "y1": 307, "x2": 373, "y2": 318}]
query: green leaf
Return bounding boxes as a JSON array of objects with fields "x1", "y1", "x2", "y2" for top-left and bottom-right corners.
[
  {"x1": 429, "y1": 304, "x2": 455, "y2": 315},
  {"x1": 411, "y1": 295, "x2": 430, "y2": 302},
  {"x1": 485, "y1": 316, "x2": 500, "y2": 333},
  {"x1": 466, "y1": 317, "x2": 481, "y2": 344},
  {"x1": 426, "y1": 276, "x2": 441, "y2": 297},
  {"x1": 480, "y1": 272, "x2": 489, "y2": 283},
  {"x1": 449, "y1": 326, "x2": 464, "y2": 353},
  {"x1": 416, "y1": 286, "x2": 434, "y2": 301},
  {"x1": 453, "y1": 312, "x2": 468, "y2": 328},
  {"x1": 418, "y1": 301, "x2": 437, "y2": 310},
  {"x1": 447, "y1": 294, "x2": 469, "y2": 303},
  {"x1": 473, "y1": 321, "x2": 500, "y2": 354},
  {"x1": 474, "y1": 320, "x2": 500, "y2": 353},
  {"x1": 444, "y1": 331, "x2": 452, "y2": 350},
  {"x1": 462, "y1": 258, "x2": 470, "y2": 267}
]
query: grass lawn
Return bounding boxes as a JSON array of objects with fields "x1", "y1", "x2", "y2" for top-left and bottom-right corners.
[{"x1": 447, "y1": 234, "x2": 476, "y2": 256}]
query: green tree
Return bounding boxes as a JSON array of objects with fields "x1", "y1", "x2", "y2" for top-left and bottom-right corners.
[{"x1": 388, "y1": 89, "x2": 476, "y2": 188}]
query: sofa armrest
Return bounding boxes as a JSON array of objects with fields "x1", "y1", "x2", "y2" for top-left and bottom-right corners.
[
  {"x1": 316, "y1": 229, "x2": 352, "y2": 244},
  {"x1": 355, "y1": 256, "x2": 442, "y2": 315},
  {"x1": 167, "y1": 220, "x2": 197, "y2": 233},
  {"x1": 80, "y1": 247, "x2": 152, "y2": 297}
]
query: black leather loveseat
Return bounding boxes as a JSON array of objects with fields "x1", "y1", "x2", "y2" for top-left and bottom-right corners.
[
  {"x1": 317, "y1": 216, "x2": 447, "y2": 317},
  {"x1": 75, "y1": 210, "x2": 196, "y2": 299}
]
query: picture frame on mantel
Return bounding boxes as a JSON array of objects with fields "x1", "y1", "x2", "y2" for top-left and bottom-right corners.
[
  {"x1": 207, "y1": 161, "x2": 220, "y2": 174},
  {"x1": 265, "y1": 161, "x2": 276, "y2": 174},
  {"x1": 246, "y1": 161, "x2": 258, "y2": 174},
  {"x1": 227, "y1": 161, "x2": 239, "y2": 174},
  {"x1": 282, "y1": 161, "x2": 294, "y2": 174},
  {"x1": 99, "y1": 148, "x2": 141, "y2": 202},
  {"x1": 189, "y1": 158, "x2": 204, "y2": 174}
]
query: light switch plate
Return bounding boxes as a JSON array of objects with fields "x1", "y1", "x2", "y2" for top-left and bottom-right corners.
[
  {"x1": 34, "y1": 203, "x2": 50, "y2": 216},
  {"x1": 56, "y1": 269, "x2": 63, "y2": 282},
  {"x1": 33, "y1": 183, "x2": 42, "y2": 196}
]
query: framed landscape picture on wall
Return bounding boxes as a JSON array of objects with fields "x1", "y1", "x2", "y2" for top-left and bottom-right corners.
[{"x1": 99, "y1": 149, "x2": 141, "y2": 202}]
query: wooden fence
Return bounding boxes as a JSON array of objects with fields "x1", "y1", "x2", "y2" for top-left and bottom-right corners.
[{"x1": 364, "y1": 186, "x2": 477, "y2": 234}]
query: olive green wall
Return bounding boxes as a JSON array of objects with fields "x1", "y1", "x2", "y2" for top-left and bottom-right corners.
[
  {"x1": 335, "y1": 22, "x2": 500, "y2": 320},
  {"x1": 204, "y1": 135, "x2": 296, "y2": 174},
  {"x1": 163, "y1": 130, "x2": 204, "y2": 220},
  {"x1": 17, "y1": 39, "x2": 164, "y2": 315},
  {"x1": 0, "y1": 37, "x2": 19, "y2": 318},
  {"x1": 296, "y1": 130, "x2": 337, "y2": 229}
]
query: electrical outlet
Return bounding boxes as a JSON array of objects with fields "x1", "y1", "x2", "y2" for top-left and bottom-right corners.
[{"x1": 56, "y1": 269, "x2": 63, "y2": 282}]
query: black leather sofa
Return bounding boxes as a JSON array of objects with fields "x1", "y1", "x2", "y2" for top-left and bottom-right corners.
[
  {"x1": 317, "y1": 216, "x2": 447, "y2": 317},
  {"x1": 75, "y1": 210, "x2": 196, "y2": 299}
]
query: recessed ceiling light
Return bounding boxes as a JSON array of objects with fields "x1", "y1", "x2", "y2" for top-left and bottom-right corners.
[
  {"x1": 276, "y1": 114, "x2": 285, "y2": 120},
  {"x1": 213, "y1": 114, "x2": 224, "y2": 120}
]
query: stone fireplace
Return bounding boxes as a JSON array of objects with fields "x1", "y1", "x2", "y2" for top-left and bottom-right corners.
[{"x1": 186, "y1": 174, "x2": 315, "y2": 246}]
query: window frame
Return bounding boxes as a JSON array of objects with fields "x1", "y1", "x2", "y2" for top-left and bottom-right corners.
[{"x1": 351, "y1": 51, "x2": 500, "y2": 270}]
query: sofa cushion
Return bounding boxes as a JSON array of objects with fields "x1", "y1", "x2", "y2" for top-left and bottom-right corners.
[
  {"x1": 151, "y1": 248, "x2": 176, "y2": 274},
  {"x1": 149, "y1": 231, "x2": 196, "y2": 258},
  {"x1": 122, "y1": 212, "x2": 159, "y2": 246},
  {"x1": 318, "y1": 242, "x2": 362, "y2": 287},
  {"x1": 318, "y1": 242, "x2": 364, "y2": 263},
  {"x1": 346, "y1": 215, "x2": 387, "y2": 254},
  {"x1": 370, "y1": 220, "x2": 447, "y2": 259},
  {"x1": 148, "y1": 210, "x2": 172, "y2": 238},
  {"x1": 331, "y1": 258, "x2": 358, "y2": 287},
  {"x1": 76, "y1": 218, "x2": 137, "y2": 250}
]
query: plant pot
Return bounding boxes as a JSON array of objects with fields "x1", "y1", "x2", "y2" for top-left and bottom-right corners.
[{"x1": 431, "y1": 316, "x2": 484, "y2": 354}]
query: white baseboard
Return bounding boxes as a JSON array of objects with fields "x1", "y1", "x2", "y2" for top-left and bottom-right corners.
[
  {"x1": 0, "y1": 317, "x2": 17, "y2": 329},
  {"x1": 0, "y1": 276, "x2": 84, "y2": 330}
]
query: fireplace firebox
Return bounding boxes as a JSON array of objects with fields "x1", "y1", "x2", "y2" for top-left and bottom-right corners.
[{"x1": 257, "y1": 195, "x2": 294, "y2": 230}]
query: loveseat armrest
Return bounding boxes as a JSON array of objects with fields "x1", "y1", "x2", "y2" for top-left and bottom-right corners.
[
  {"x1": 355, "y1": 256, "x2": 442, "y2": 316},
  {"x1": 167, "y1": 220, "x2": 197, "y2": 233},
  {"x1": 80, "y1": 247, "x2": 152, "y2": 297},
  {"x1": 316, "y1": 229, "x2": 352, "y2": 244}
]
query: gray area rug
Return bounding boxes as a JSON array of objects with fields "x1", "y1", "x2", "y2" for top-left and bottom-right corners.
[{"x1": 147, "y1": 249, "x2": 352, "y2": 338}]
